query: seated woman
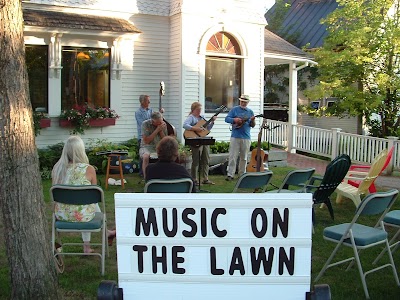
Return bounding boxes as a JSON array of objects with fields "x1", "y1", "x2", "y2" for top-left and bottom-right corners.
[
  {"x1": 52, "y1": 135, "x2": 116, "y2": 253},
  {"x1": 145, "y1": 136, "x2": 197, "y2": 192}
]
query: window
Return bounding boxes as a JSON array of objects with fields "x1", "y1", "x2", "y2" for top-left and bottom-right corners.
[
  {"x1": 311, "y1": 101, "x2": 321, "y2": 109},
  {"x1": 61, "y1": 47, "x2": 110, "y2": 109},
  {"x1": 205, "y1": 32, "x2": 241, "y2": 112},
  {"x1": 26, "y1": 45, "x2": 48, "y2": 112}
]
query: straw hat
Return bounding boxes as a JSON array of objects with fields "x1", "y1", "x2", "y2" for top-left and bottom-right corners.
[{"x1": 239, "y1": 94, "x2": 250, "y2": 102}]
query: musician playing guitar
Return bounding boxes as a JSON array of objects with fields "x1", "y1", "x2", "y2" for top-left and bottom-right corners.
[
  {"x1": 224, "y1": 94, "x2": 256, "y2": 181},
  {"x1": 183, "y1": 102, "x2": 216, "y2": 185}
]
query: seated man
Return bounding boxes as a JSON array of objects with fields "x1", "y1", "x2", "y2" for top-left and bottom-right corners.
[
  {"x1": 146, "y1": 136, "x2": 196, "y2": 193},
  {"x1": 140, "y1": 111, "x2": 168, "y2": 178}
]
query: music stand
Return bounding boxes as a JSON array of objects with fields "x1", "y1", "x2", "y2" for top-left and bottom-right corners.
[{"x1": 185, "y1": 137, "x2": 216, "y2": 192}]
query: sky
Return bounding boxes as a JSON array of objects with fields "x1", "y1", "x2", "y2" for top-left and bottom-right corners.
[{"x1": 265, "y1": 0, "x2": 276, "y2": 10}]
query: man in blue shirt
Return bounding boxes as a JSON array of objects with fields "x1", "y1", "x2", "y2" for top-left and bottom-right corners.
[{"x1": 224, "y1": 95, "x2": 255, "y2": 181}]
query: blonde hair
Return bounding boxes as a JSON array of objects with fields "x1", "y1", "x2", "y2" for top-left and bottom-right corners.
[
  {"x1": 52, "y1": 136, "x2": 89, "y2": 184},
  {"x1": 190, "y1": 102, "x2": 201, "y2": 113}
]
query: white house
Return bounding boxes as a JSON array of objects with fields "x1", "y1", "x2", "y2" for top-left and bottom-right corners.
[{"x1": 23, "y1": 0, "x2": 311, "y2": 148}]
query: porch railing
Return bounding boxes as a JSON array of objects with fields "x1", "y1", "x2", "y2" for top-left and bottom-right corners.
[{"x1": 263, "y1": 119, "x2": 399, "y2": 174}]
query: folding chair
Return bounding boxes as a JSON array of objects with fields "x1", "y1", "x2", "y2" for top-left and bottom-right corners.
[
  {"x1": 50, "y1": 185, "x2": 107, "y2": 275},
  {"x1": 232, "y1": 171, "x2": 273, "y2": 193},
  {"x1": 314, "y1": 189, "x2": 400, "y2": 299},
  {"x1": 267, "y1": 168, "x2": 315, "y2": 193},
  {"x1": 144, "y1": 178, "x2": 193, "y2": 193},
  {"x1": 373, "y1": 208, "x2": 400, "y2": 264}
]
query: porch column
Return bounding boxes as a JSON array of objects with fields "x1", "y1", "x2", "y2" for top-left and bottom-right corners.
[{"x1": 287, "y1": 61, "x2": 297, "y2": 153}]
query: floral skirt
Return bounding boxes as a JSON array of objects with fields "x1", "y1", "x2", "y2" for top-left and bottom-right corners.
[{"x1": 54, "y1": 202, "x2": 96, "y2": 222}]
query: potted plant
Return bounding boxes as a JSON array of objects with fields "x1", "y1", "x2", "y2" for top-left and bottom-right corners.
[
  {"x1": 177, "y1": 143, "x2": 192, "y2": 170},
  {"x1": 59, "y1": 104, "x2": 119, "y2": 134},
  {"x1": 33, "y1": 111, "x2": 51, "y2": 136}
]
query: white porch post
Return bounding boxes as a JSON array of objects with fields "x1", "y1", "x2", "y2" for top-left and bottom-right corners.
[{"x1": 287, "y1": 61, "x2": 297, "y2": 153}]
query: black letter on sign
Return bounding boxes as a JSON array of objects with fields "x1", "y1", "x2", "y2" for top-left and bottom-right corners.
[
  {"x1": 250, "y1": 247, "x2": 274, "y2": 275},
  {"x1": 201, "y1": 208, "x2": 207, "y2": 237},
  {"x1": 132, "y1": 245, "x2": 148, "y2": 273},
  {"x1": 210, "y1": 247, "x2": 224, "y2": 275},
  {"x1": 182, "y1": 208, "x2": 197, "y2": 237},
  {"x1": 278, "y1": 247, "x2": 295, "y2": 275},
  {"x1": 135, "y1": 208, "x2": 158, "y2": 236},
  {"x1": 152, "y1": 246, "x2": 167, "y2": 274},
  {"x1": 229, "y1": 247, "x2": 245, "y2": 275},
  {"x1": 272, "y1": 208, "x2": 289, "y2": 238},
  {"x1": 172, "y1": 246, "x2": 186, "y2": 274},
  {"x1": 162, "y1": 208, "x2": 178, "y2": 237},
  {"x1": 211, "y1": 208, "x2": 227, "y2": 237},
  {"x1": 251, "y1": 208, "x2": 268, "y2": 238}
]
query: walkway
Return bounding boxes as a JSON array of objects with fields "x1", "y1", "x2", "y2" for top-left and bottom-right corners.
[{"x1": 287, "y1": 152, "x2": 400, "y2": 190}]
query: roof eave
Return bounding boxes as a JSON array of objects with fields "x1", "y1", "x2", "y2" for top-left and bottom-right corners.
[
  {"x1": 24, "y1": 26, "x2": 140, "y2": 38},
  {"x1": 264, "y1": 52, "x2": 317, "y2": 66}
]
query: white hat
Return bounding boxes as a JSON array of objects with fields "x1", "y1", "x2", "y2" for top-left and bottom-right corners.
[{"x1": 239, "y1": 94, "x2": 250, "y2": 102}]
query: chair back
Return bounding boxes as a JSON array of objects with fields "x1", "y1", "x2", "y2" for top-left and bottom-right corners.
[
  {"x1": 278, "y1": 168, "x2": 315, "y2": 192},
  {"x1": 356, "y1": 189, "x2": 398, "y2": 217},
  {"x1": 232, "y1": 171, "x2": 273, "y2": 192},
  {"x1": 50, "y1": 185, "x2": 104, "y2": 205},
  {"x1": 358, "y1": 149, "x2": 388, "y2": 194},
  {"x1": 313, "y1": 154, "x2": 351, "y2": 204},
  {"x1": 144, "y1": 178, "x2": 193, "y2": 193}
]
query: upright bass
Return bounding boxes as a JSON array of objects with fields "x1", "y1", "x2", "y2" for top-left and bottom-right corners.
[{"x1": 159, "y1": 81, "x2": 176, "y2": 136}]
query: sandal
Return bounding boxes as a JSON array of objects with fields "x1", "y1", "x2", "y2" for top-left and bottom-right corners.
[
  {"x1": 202, "y1": 179, "x2": 215, "y2": 185},
  {"x1": 108, "y1": 231, "x2": 116, "y2": 246}
]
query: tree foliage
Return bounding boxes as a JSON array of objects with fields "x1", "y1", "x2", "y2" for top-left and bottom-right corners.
[{"x1": 305, "y1": 0, "x2": 400, "y2": 137}]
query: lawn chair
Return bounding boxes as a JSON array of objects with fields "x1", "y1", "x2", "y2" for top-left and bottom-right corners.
[
  {"x1": 144, "y1": 178, "x2": 193, "y2": 193},
  {"x1": 306, "y1": 154, "x2": 351, "y2": 222},
  {"x1": 314, "y1": 189, "x2": 400, "y2": 299},
  {"x1": 232, "y1": 171, "x2": 273, "y2": 193},
  {"x1": 267, "y1": 168, "x2": 315, "y2": 193},
  {"x1": 335, "y1": 148, "x2": 388, "y2": 207},
  {"x1": 50, "y1": 185, "x2": 107, "y2": 275},
  {"x1": 347, "y1": 146, "x2": 394, "y2": 193}
]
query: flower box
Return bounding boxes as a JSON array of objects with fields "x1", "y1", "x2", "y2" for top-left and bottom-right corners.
[
  {"x1": 59, "y1": 119, "x2": 72, "y2": 127},
  {"x1": 40, "y1": 118, "x2": 51, "y2": 128},
  {"x1": 89, "y1": 118, "x2": 116, "y2": 127}
]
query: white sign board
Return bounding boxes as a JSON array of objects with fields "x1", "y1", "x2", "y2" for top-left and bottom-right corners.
[{"x1": 115, "y1": 193, "x2": 312, "y2": 300}]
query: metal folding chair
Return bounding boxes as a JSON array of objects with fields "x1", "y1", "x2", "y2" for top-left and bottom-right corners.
[
  {"x1": 267, "y1": 168, "x2": 315, "y2": 193},
  {"x1": 144, "y1": 178, "x2": 193, "y2": 193},
  {"x1": 315, "y1": 189, "x2": 400, "y2": 299},
  {"x1": 50, "y1": 185, "x2": 107, "y2": 275},
  {"x1": 232, "y1": 171, "x2": 273, "y2": 193}
]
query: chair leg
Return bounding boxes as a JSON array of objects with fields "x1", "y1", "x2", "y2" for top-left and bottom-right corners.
[
  {"x1": 325, "y1": 200, "x2": 335, "y2": 220},
  {"x1": 385, "y1": 239, "x2": 400, "y2": 287},
  {"x1": 373, "y1": 228, "x2": 400, "y2": 264},
  {"x1": 314, "y1": 241, "x2": 343, "y2": 282},
  {"x1": 350, "y1": 238, "x2": 370, "y2": 299}
]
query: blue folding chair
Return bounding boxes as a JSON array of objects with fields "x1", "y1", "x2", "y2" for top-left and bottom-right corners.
[
  {"x1": 267, "y1": 168, "x2": 315, "y2": 193},
  {"x1": 144, "y1": 178, "x2": 193, "y2": 193},
  {"x1": 232, "y1": 171, "x2": 273, "y2": 193},
  {"x1": 50, "y1": 184, "x2": 107, "y2": 275},
  {"x1": 314, "y1": 189, "x2": 400, "y2": 299}
]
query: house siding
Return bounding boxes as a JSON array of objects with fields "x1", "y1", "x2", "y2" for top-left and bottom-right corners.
[{"x1": 26, "y1": 0, "x2": 270, "y2": 147}]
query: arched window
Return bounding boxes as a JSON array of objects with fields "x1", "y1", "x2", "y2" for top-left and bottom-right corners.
[{"x1": 205, "y1": 32, "x2": 242, "y2": 112}]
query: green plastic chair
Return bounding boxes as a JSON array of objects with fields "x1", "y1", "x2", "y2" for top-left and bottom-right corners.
[
  {"x1": 50, "y1": 184, "x2": 107, "y2": 275},
  {"x1": 315, "y1": 189, "x2": 400, "y2": 299},
  {"x1": 144, "y1": 178, "x2": 194, "y2": 193}
]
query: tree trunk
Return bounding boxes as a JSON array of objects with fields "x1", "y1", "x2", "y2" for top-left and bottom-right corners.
[{"x1": 0, "y1": 1, "x2": 59, "y2": 299}]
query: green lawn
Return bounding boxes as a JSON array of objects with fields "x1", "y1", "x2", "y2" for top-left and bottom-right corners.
[{"x1": 0, "y1": 166, "x2": 399, "y2": 299}]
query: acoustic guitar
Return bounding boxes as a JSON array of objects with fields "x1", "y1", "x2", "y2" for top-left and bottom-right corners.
[
  {"x1": 246, "y1": 119, "x2": 268, "y2": 172},
  {"x1": 159, "y1": 81, "x2": 176, "y2": 136},
  {"x1": 183, "y1": 105, "x2": 227, "y2": 139},
  {"x1": 232, "y1": 114, "x2": 264, "y2": 130}
]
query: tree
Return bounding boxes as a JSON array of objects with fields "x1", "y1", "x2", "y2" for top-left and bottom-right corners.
[
  {"x1": 305, "y1": 0, "x2": 400, "y2": 137},
  {"x1": 0, "y1": 1, "x2": 59, "y2": 298}
]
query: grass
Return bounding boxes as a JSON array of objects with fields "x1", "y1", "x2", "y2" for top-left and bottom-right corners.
[{"x1": 0, "y1": 166, "x2": 400, "y2": 299}]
